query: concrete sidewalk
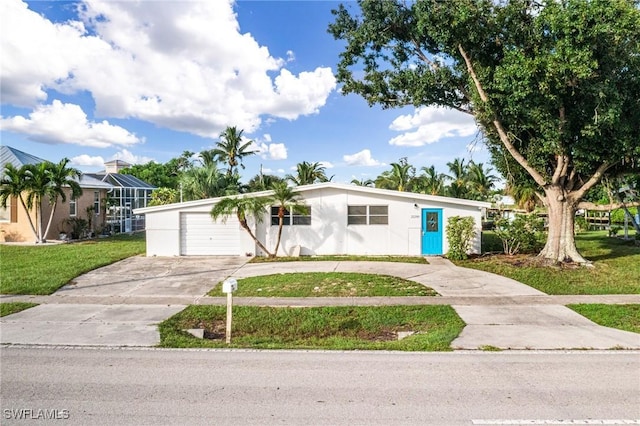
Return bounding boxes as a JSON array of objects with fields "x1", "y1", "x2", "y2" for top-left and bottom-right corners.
[{"x1": 1, "y1": 256, "x2": 639, "y2": 349}]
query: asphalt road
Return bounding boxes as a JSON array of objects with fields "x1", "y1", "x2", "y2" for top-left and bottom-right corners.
[{"x1": 1, "y1": 347, "x2": 638, "y2": 425}]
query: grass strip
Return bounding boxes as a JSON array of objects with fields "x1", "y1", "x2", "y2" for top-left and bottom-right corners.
[
  {"x1": 159, "y1": 305, "x2": 464, "y2": 351},
  {"x1": 0, "y1": 302, "x2": 38, "y2": 317},
  {"x1": 0, "y1": 233, "x2": 145, "y2": 295},
  {"x1": 208, "y1": 272, "x2": 437, "y2": 297},
  {"x1": 568, "y1": 304, "x2": 640, "y2": 334}
]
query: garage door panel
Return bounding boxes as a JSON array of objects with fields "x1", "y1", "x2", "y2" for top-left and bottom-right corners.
[{"x1": 180, "y1": 213, "x2": 241, "y2": 255}]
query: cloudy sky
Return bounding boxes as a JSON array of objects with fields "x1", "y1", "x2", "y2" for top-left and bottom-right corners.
[{"x1": 1, "y1": 0, "x2": 490, "y2": 183}]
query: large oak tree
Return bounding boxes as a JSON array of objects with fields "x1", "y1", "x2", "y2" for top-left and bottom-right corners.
[{"x1": 329, "y1": 0, "x2": 640, "y2": 263}]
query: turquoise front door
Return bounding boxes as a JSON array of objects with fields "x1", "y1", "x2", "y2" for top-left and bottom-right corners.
[{"x1": 421, "y1": 209, "x2": 443, "y2": 255}]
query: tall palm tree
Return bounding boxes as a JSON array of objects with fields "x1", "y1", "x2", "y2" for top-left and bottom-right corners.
[
  {"x1": 467, "y1": 161, "x2": 499, "y2": 201},
  {"x1": 0, "y1": 164, "x2": 38, "y2": 241},
  {"x1": 42, "y1": 158, "x2": 82, "y2": 241},
  {"x1": 416, "y1": 165, "x2": 445, "y2": 196},
  {"x1": 375, "y1": 158, "x2": 415, "y2": 191},
  {"x1": 211, "y1": 195, "x2": 273, "y2": 256},
  {"x1": 445, "y1": 158, "x2": 469, "y2": 199},
  {"x1": 212, "y1": 126, "x2": 255, "y2": 177},
  {"x1": 270, "y1": 182, "x2": 307, "y2": 257},
  {"x1": 286, "y1": 161, "x2": 330, "y2": 185},
  {"x1": 23, "y1": 162, "x2": 56, "y2": 243}
]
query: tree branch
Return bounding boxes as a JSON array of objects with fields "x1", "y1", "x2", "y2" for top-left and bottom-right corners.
[
  {"x1": 577, "y1": 200, "x2": 640, "y2": 211},
  {"x1": 573, "y1": 162, "x2": 612, "y2": 201},
  {"x1": 457, "y1": 44, "x2": 547, "y2": 188}
]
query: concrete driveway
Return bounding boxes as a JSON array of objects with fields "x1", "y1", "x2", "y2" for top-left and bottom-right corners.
[
  {"x1": 1, "y1": 256, "x2": 250, "y2": 346},
  {"x1": 56, "y1": 255, "x2": 250, "y2": 299}
]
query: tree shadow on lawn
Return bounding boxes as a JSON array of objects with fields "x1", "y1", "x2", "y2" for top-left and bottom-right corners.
[{"x1": 579, "y1": 235, "x2": 639, "y2": 263}]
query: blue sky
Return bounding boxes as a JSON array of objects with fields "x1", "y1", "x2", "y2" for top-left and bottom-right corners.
[{"x1": 1, "y1": 0, "x2": 491, "y2": 184}]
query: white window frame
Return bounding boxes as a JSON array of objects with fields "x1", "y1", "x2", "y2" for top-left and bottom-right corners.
[
  {"x1": 270, "y1": 206, "x2": 312, "y2": 226},
  {"x1": 347, "y1": 205, "x2": 388, "y2": 225},
  {"x1": 69, "y1": 198, "x2": 77, "y2": 217}
]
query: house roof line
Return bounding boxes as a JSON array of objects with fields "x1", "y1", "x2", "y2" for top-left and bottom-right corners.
[{"x1": 133, "y1": 182, "x2": 490, "y2": 215}]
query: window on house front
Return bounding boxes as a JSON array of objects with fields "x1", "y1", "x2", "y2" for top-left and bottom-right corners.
[
  {"x1": 69, "y1": 198, "x2": 77, "y2": 217},
  {"x1": 94, "y1": 191, "x2": 100, "y2": 215},
  {"x1": 270, "y1": 206, "x2": 311, "y2": 226},
  {"x1": 0, "y1": 198, "x2": 10, "y2": 222},
  {"x1": 348, "y1": 205, "x2": 388, "y2": 225}
]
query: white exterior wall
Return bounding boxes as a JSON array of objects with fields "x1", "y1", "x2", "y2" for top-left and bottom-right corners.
[
  {"x1": 140, "y1": 185, "x2": 486, "y2": 257},
  {"x1": 263, "y1": 187, "x2": 484, "y2": 256},
  {"x1": 144, "y1": 204, "x2": 256, "y2": 256}
]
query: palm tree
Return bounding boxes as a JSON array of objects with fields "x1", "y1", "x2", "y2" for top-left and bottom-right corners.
[
  {"x1": 179, "y1": 162, "x2": 228, "y2": 200},
  {"x1": 350, "y1": 178, "x2": 374, "y2": 187},
  {"x1": 467, "y1": 161, "x2": 499, "y2": 201},
  {"x1": 212, "y1": 126, "x2": 255, "y2": 177},
  {"x1": 445, "y1": 158, "x2": 469, "y2": 199},
  {"x1": 42, "y1": 158, "x2": 82, "y2": 241},
  {"x1": 506, "y1": 181, "x2": 540, "y2": 212},
  {"x1": 247, "y1": 173, "x2": 285, "y2": 192},
  {"x1": 210, "y1": 195, "x2": 273, "y2": 257},
  {"x1": 270, "y1": 182, "x2": 307, "y2": 257},
  {"x1": 416, "y1": 165, "x2": 445, "y2": 195},
  {"x1": 286, "y1": 161, "x2": 330, "y2": 185},
  {"x1": 23, "y1": 161, "x2": 57, "y2": 243},
  {"x1": 375, "y1": 158, "x2": 415, "y2": 191},
  {"x1": 0, "y1": 164, "x2": 38, "y2": 241}
]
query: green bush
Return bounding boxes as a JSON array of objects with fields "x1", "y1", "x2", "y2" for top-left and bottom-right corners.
[
  {"x1": 446, "y1": 216, "x2": 476, "y2": 260},
  {"x1": 610, "y1": 207, "x2": 638, "y2": 224},
  {"x1": 574, "y1": 215, "x2": 589, "y2": 233},
  {"x1": 494, "y1": 214, "x2": 545, "y2": 255}
]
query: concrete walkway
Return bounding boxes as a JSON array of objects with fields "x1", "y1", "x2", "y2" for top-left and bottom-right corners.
[{"x1": 1, "y1": 257, "x2": 639, "y2": 349}]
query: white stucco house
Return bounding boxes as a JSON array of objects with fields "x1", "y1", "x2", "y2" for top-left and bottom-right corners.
[{"x1": 133, "y1": 183, "x2": 490, "y2": 257}]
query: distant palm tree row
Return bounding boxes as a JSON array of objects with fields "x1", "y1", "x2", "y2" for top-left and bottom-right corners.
[
  {"x1": 131, "y1": 126, "x2": 501, "y2": 206},
  {"x1": 354, "y1": 157, "x2": 500, "y2": 202}
]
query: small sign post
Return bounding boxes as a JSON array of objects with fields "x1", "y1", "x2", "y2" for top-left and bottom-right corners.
[{"x1": 222, "y1": 278, "x2": 238, "y2": 344}]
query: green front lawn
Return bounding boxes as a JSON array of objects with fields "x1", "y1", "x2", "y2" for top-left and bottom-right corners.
[
  {"x1": 458, "y1": 231, "x2": 640, "y2": 295},
  {"x1": 0, "y1": 233, "x2": 145, "y2": 295},
  {"x1": 569, "y1": 304, "x2": 640, "y2": 334},
  {"x1": 0, "y1": 302, "x2": 38, "y2": 317},
  {"x1": 250, "y1": 255, "x2": 428, "y2": 264},
  {"x1": 208, "y1": 272, "x2": 437, "y2": 297},
  {"x1": 159, "y1": 305, "x2": 464, "y2": 351}
]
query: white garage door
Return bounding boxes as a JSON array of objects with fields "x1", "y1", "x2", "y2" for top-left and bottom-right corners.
[{"x1": 180, "y1": 213, "x2": 241, "y2": 255}]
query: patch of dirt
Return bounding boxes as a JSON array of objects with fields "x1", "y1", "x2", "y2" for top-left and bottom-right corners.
[{"x1": 471, "y1": 254, "x2": 585, "y2": 270}]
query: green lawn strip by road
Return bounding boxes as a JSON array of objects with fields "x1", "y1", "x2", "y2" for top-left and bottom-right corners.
[
  {"x1": 0, "y1": 233, "x2": 145, "y2": 295},
  {"x1": 457, "y1": 231, "x2": 640, "y2": 295},
  {"x1": 208, "y1": 272, "x2": 438, "y2": 297},
  {"x1": 159, "y1": 305, "x2": 464, "y2": 351},
  {"x1": 250, "y1": 255, "x2": 428, "y2": 264},
  {"x1": 568, "y1": 304, "x2": 640, "y2": 334},
  {"x1": 0, "y1": 302, "x2": 38, "y2": 317}
]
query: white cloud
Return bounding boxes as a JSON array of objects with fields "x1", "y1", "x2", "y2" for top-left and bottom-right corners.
[
  {"x1": 70, "y1": 154, "x2": 104, "y2": 168},
  {"x1": 0, "y1": 100, "x2": 142, "y2": 147},
  {"x1": 388, "y1": 106, "x2": 478, "y2": 147},
  {"x1": 343, "y1": 149, "x2": 382, "y2": 167},
  {"x1": 1, "y1": 0, "x2": 337, "y2": 140},
  {"x1": 319, "y1": 161, "x2": 334, "y2": 169},
  {"x1": 250, "y1": 135, "x2": 287, "y2": 160},
  {"x1": 110, "y1": 149, "x2": 154, "y2": 165},
  {"x1": 286, "y1": 50, "x2": 295, "y2": 62}
]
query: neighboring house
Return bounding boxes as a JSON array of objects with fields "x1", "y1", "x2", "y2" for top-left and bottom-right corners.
[
  {"x1": 0, "y1": 147, "x2": 154, "y2": 242},
  {"x1": 134, "y1": 182, "x2": 490, "y2": 257},
  {"x1": 86, "y1": 160, "x2": 155, "y2": 233}
]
